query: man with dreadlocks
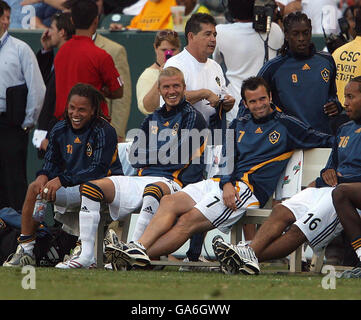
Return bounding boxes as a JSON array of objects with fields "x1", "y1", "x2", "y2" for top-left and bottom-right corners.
[
  {"x1": 3, "y1": 83, "x2": 123, "y2": 267},
  {"x1": 257, "y1": 11, "x2": 342, "y2": 135}
]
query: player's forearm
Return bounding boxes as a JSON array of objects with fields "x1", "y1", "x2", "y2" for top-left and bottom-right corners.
[{"x1": 185, "y1": 89, "x2": 210, "y2": 105}]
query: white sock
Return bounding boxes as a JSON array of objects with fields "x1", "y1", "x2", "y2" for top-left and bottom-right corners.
[
  {"x1": 78, "y1": 196, "x2": 100, "y2": 262},
  {"x1": 132, "y1": 195, "x2": 160, "y2": 241},
  {"x1": 20, "y1": 239, "x2": 35, "y2": 256}
]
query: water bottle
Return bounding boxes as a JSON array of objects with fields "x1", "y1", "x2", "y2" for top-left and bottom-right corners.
[{"x1": 32, "y1": 195, "x2": 47, "y2": 222}]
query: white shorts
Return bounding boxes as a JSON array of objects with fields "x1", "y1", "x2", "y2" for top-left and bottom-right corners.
[
  {"x1": 282, "y1": 187, "x2": 346, "y2": 253},
  {"x1": 107, "y1": 176, "x2": 181, "y2": 221},
  {"x1": 181, "y1": 179, "x2": 260, "y2": 234}
]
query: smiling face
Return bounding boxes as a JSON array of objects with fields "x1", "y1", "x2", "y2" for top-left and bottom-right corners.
[
  {"x1": 243, "y1": 85, "x2": 273, "y2": 119},
  {"x1": 158, "y1": 74, "x2": 186, "y2": 110},
  {"x1": 67, "y1": 94, "x2": 95, "y2": 130},
  {"x1": 286, "y1": 20, "x2": 312, "y2": 56},
  {"x1": 344, "y1": 81, "x2": 361, "y2": 121}
]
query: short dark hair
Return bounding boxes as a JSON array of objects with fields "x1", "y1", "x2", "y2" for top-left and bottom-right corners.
[
  {"x1": 0, "y1": 0, "x2": 10, "y2": 17},
  {"x1": 65, "y1": 0, "x2": 98, "y2": 29},
  {"x1": 185, "y1": 13, "x2": 217, "y2": 44},
  {"x1": 64, "y1": 83, "x2": 105, "y2": 122},
  {"x1": 51, "y1": 12, "x2": 75, "y2": 40},
  {"x1": 349, "y1": 76, "x2": 361, "y2": 93},
  {"x1": 241, "y1": 76, "x2": 271, "y2": 101},
  {"x1": 228, "y1": 0, "x2": 254, "y2": 20}
]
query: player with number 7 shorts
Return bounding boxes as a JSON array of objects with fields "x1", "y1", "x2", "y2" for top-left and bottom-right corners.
[
  {"x1": 107, "y1": 76, "x2": 334, "y2": 271},
  {"x1": 213, "y1": 76, "x2": 361, "y2": 275}
]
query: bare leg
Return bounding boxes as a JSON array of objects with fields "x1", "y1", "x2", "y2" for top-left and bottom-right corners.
[
  {"x1": 138, "y1": 191, "x2": 196, "y2": 249},
  {"x1": 243, "y1": 224, "x2": 257, "y2": 241},
  {"x1": 90, "y1": 177, "x2": 116, "y2": 203},
  {"x1": 257, "y1": 225, "x2": 307, "y2": 262},
  {"x1": 250, "y1": 204, "x2": 296, "y2": 258},
  {"x1": 21, "y1": 182, "x2": 40, "y2": 236},
  {"x1": 332, "y1": 183, "x2": 361, "y2": 241},
  {"x1": 147, "y1": 208, "x2": 213, "y2": 259}
]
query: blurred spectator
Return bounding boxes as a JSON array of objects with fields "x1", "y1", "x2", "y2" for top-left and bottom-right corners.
[
  {"x1": 168, "y1": 0, "x2": 210, "y2": 31},
  {"x1": 343, "y1": 5, "x2": 358, "y2": 39},
  {"x1": 258, "y1": 11, "x2": 341, "y2": 135},
  {"x1": 92, "y1": 0, "x2": 132, "y2": 142},
  {"x1": 54, "y1": 0, "x2": 123, "y2": 120},
  {"x1": 0, "y1": 0, "x2": 45, "y2": 210},
  {"x1": 102, "y1": 0, "x2": 139, "y2": 14},
  {"x1": 137, "y1": 29, "x2": 181, "y2": 115},
  {"x1": 123, "y1": 0, "x2": 147, "y2": 15},
  {"x1": 31, "y1": 2, "x2": 60, "y2": 29},
  {"x1": 213, "y1": 0, "x2": 284, "y2": 119},
  {"x1": 333, "y1": 8, "x2": 361, "y2": 108},
  {"x1": 281, "y1": 0, "x2": 342, "y2": 35},
  {"x1": 94, "y1": 32, "x2": 132, "y2": 142},
  {"x1": 111, "y1": 0, "x2": 176, "y2": 31},
  {"x1": 35, "y1": 12, "x2": 75, "y2": 158}
]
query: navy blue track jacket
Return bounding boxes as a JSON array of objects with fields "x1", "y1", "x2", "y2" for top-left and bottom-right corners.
[
  {"x1": 219, "y1": 106, "x2": 334, "y2": 207},
  {"x1": 37, "y1": 117, "x2": 123, "y2": 187},
  {"x1": 130, "y1": 98, "x2": 208, "y2": 187}
]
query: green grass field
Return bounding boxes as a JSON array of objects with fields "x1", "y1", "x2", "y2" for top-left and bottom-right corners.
[{"x1": 1, "y1": 265, "x2": 360, "y2": 300}]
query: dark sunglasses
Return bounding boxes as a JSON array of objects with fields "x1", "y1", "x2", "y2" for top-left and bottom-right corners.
[{"x1": 158, "y1": 30, "x2": 179, "y2": 38}]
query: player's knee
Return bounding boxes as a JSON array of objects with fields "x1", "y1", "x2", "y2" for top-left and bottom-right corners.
[
  {"x1": 270, "y1": 203, "x2": 296, "y2": 225},
  {"x1": 159, "y1": 194, "x2": 177, "y2": 213},
  {"x1": 332, "y1": 184, "x2": 347, "y2": 208},
  {"x1": 143, "y1": 183, "x2": 164, "y2": 202},
  {"x1": 288, "y1": 224, "x2": 307, "y2": 244},
  {"x1": 175, "y1": 213, "x2": 194, "y2": 235},
  {"x1": 81, "y1": 181, "x2": 105, "y2": 202},
  {"x1": 27, "y1": 181, "x2": 39, "y2": 197}
]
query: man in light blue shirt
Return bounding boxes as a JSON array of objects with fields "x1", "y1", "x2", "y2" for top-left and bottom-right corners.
[{"x1": 0, "y1": 0, "x2": 45, "y2": 210}]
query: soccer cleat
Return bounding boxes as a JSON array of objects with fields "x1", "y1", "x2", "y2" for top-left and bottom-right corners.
[
  {"x1": 103, "y1": 229, "x2": 120, "y2": 248},
  {"x1": 55, "y1": 256, "x2": 96, "y2": 269},
  {"x1": 105, "y1": 240, "x2": 131, "y2": 271},
  {"x1": 212, "y1": 236, "x2": 241, "y2": 274},
  {"x1": 234, "y1": 242, "x2": 260, "y2": 275},
  {"x1": 213, "y1": 238, "x2": 260, "y2": 275},
  {"x1": 103, "y1": 229, "x2": 120, "y2": 265},
  {"x1": 62, "y1": 242, "x2": 82, "y2": 263},
  {"x1": 3, "y1": 245, "x2": 36, "y2": 267},
  {"x1": 212, "y1": 235, "x2": 227, "y2": 262},
  {"x1": 340, "y1": 262, "x2": 361, "y2": 278},
  {"x1": 108, "y1": 241, "x2": 150, "y2": 268}
]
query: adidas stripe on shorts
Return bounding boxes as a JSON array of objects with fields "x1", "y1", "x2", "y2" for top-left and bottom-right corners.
[
  {"x1": 106, "y1": 176, "x2": 181, "y2": 220},
  {"x1": 181, "y1": 179, "x2": 260, "y2": 234},
  {"x1": 283, "y1": 187, "x2": 361, "y2": 254}
]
